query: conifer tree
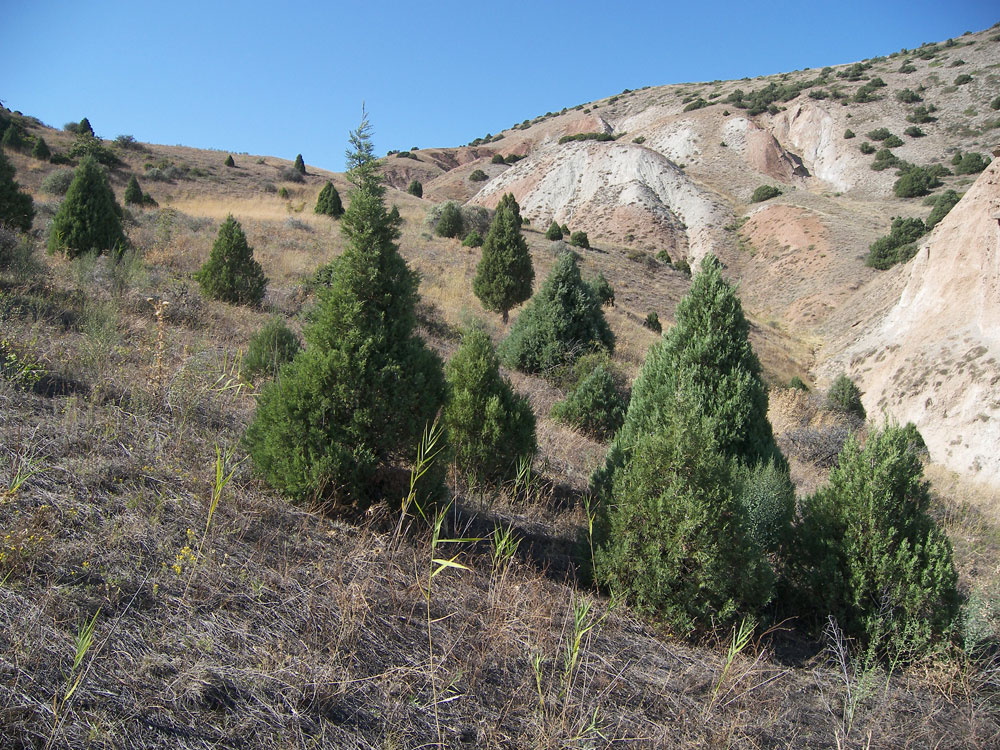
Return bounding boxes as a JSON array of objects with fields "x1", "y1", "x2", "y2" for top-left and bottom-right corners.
[
  {"x1": 407, "y1": 179, "x2": 423, "y2": 198},
  {"x1": 244, "y1": 114, "x2": 446, "y2": 510},
  {"x1": 1, "y1": 126, "x2": 24, "y2": 152},
  {"x1": 498, "y1": 252, "x2": 613, "y2": 373},
  {"x1": 47, "y1": 156, "x2": 125, "y2": 257},
  {"x1": 314, "y1": 181, "x2": 344, "y2": 217},
  {"x1": 195, "y1": 215, "x2": 267, "y2": 306},
  {"x1": 473, "y1": 194, "x2": 534, "y2": 323},
  {"x1": 545, "y1": 220, "x2": 563, "y2": 240},
  {"x1": 78, "y1": 117, "x2": 94, "y2": 138},
  {"x1": 294, "y1": 153, "x2": 306, "y2": 174},
  {"x1": 444, "y1": 326, "x2": 536, "y2": 483},
  {"x1": 435, "y1": 202, "x2": 463, "y2": 238},
  {"x1": 124, "y1": 175, "x2": 144, "y2": 205},
  {"x1": 225, "y1": 154, "x2": 235, "y2": 167},
  {"x1": 0, "y1": 150, "x2": 35, "y2": 232},
  {"x1": 31, "y1": 137, "x2": 50, "y2": 161},
  {"x1": 496, "y1": 192, "x2": 523, "y2": 230}
]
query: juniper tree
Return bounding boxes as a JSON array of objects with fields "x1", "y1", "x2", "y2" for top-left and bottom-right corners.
[
  {"x1": 31, "y1": 137, "x2": 50, "y2": 161},
  {"x1": 473, "y1": 194, "x2": 534, "y2": 323},
  {"x1": 0, "y1": 150, "x2": 34, "y2": 232},
  {"x1": 498, "y1": 251, "x2": 613, "y2": 373},
  {"x1": 444, "y1": 326, "x2": 536, "y2": 483},
  {"x1": 314, "y1": 181, "x2": 344, "y2": 217},
  {"x1": 435, "y1": 201, "x2": 463, "y2": 238},
  {"x1": 545, "y1": 221, "x2": 563, "y2": 240},
  {"x1": 124, "y1": 175, "x2": 144, "y2": 205},
  {"x1": 47, "y1": 156, "x2": 125, "y2": 257},
  {"x1": 294, "y1": 153, "x2": 306, "y2": 174},
  {"x1": 496, "y1": 192, "x2": 523, "y2": 230},
  {"x1": 195, "y1": 215, "x2": 267, "y2": 305},
  {"x1": 244, "y1": 114, "x2": 446, "y2": 511},
  {"x1": 225, "y1": 154, "x2": 235, "y2": 167},
  {"x1": 78, "y1": 117, "x2": 94, "y2": 137},
  {"x1": 407, "y1": 179, "x2": 423, "y2": 198}
]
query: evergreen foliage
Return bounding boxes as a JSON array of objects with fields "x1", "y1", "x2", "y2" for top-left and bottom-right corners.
[
  {"x1": 31, "y1": 137, "x2": 50, "y2": 161},
  {"x1": 435, "y1": 202, "x2": 464, "y2": 238},
  {"x1": 491, "y1": 153, "x2": 506, "y2": 165},
  {"x1": 47, "y1": 156, "x2": 125, "y2": 257},
  {"x1": 225, "y1": 155, "x2": 235, "y2": 167},
  {"x1": 124, "y1": 175, "x2": 144, "y2": 205},
  {"x1": 294, "y1": 153, "x2": 306, "y2": 174},
  {"x1": 550, "y1": 364, "x2": 625, "y2": 441},
  {"x1": 545, "y1": 221, "x2": 563, "y2": 241},
  {"x1": 195, "y1": 215, "x2": 267, "y2": 306},
  {"x1": 826, "y1": 374, "x2": 866, "y2": 420},
  {"x1": 589, "y1": 273, "x2": 614, "y2": 307},
  {"x1": 443, "y1": 326, "x2": 536, "y2": 483},
  {"x1": 865, "y1": 217, "x2": 925, "y2": 270},
  {"x1": 244, "y1": 114, "x2": 447, "y2": 511},
  {"x1": 643, "y1": 312, "x2": 662, "y2": 333},
  {"x1": 498, "y1": 252, "x2": 613, "y2": 374},
  {"x1": 751, "y1": 185, "x2": 782, "y2": 202},
  {"x1": 569, "y1": 230, "x2": 589, "y2": 248},
  {"x1": 314, "y1": 182, "x2": 344, "y2": 217},
  {"x1": 0, "y1": 150, "x2": 35, "y2": 233},
  {"x1": 893, "y1": 167, "x2": 940, "y2": 198},
  {"x1": 407, "y1": 179, "x2": 423, "y2": 198},
  {"x1": 925, "y1": 190, "x2": 961, "y2": 230},
  {"x1": 469, "y1": 169, "x2": 488, "y2": 182},
  {"x1": 791, "y1": 425, "x2": 959, "y2": 659},
  {"x1": 496, "y1": 193, "x2": 523, "y2": 230},
  {"x1": 461, "y1": 230, "x2": 482, "y2": 248},
  {"x1": 1, "y1": 126, "x2": 24, "y2": 152},
  {"x1": 473, "y1": 193, "x2": 534, "y2": 323},
  {"x1": 78, "y1": 117, "x2": 94, "y2": 137},
  {"x1": 953, "y1": 152, "x2": 990, "y2": 175},
  {"x1": 242, "y1": 318, "x2": 301, "y2": 381}
]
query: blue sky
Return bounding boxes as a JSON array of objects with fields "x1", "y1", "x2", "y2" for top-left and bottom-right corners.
[{"x1": 3, "y1": 1, "x2": 996, "y2": 172}]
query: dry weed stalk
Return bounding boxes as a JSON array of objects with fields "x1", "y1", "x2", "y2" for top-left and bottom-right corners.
[{"x1": 147, "y1": 297, "x2": 169, "y2": 392}]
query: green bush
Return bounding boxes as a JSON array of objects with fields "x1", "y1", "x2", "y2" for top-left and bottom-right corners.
[
  {"x1": 31, "y1": 137, "x2": 50, "y2": 161},
  {"x1": 953, "y1": 151, "x2": 990, "y2": 175},
  {"x1": 314, "y1": 182, "x2": 344, "y2": 217},
  {"x1": 473, "y1": 194, "x2": 533, "y2": 323},
  {"x1": 825, "y1": 373, "x2": 865, "y2": 419},
  {"x1": 469, "y1": 169, "x2": 489, "y2": 182},
  {"x1": 225, "y1": 154, "x2": 235, "y2": 167},
  {"x1": 499, "y1": 252, "x2": 613, "y2": 374},
  {"x1": 550, "y1": 363, "x2": 625, "y2": 441},
  {"x1": 589, "y1": 273, "x2": 614, "y2": 307},
  {"x1": 461, "y1": 230, "x2": 482, "y2": 247},
  {"x1": 672, "y1": 258, "x2": 691, "y2": 275},
  {"x1": 925, "y1": 190, "x2": 961, "y2": 230},
  {"x1": 568, "y1": 230, "x2": 589, "y2": 248},
  {"x1": 293, "y1": 153, "x2": 306, "y2": 174},
  {"x1": 643, "y1": 311, "x2": 662, "y2": 333},
  {"x1": 1, "y1": 126, "x2": 25, "y2": 152},
  {"x1": 632, "y1": 136, "x2": 646, "y2": 144},
  {"x1": 491, "y1": 153, "x2": 506, "y2": 165},
  {"x1": 907, "y1": 106, "x2": 936, "y2": 124},
  {"x1": 124, "y1": 175, "x2": 144, "y2": 205},
  {"x1": 245, "y1": 115, "x2": 446, "y2": 511},
  {"x1": 545, "y1": 221, "x2": 563, "y2": 241},
  {"x1": 870, "y1": 148, "x2": 901, "y2": 171},
  {"x1": 40, "y1": 168, "x2": 75, "y2": 197},
  {"x1": 78, "y1": 117, "x2": 94, "y2": 137},
  {"x1": 558, "y1": 132, "x2": 616, "y2": 144},
  {"x1": 68, "y1": 136, "x2": 120, "y2": 167},
  {"x1": 954, "y1": 74, "x2": 973, "y2": 85},
  {"x1": 0, "y1": 151, "x2": 34, "y2": 233},
  {"x1": 195, "y1": 215, "x2": 267, "y2": 306},
  {"x1": 435, "y1": 201, "x2": 464, "y2": 238},
  {"x1": 866, "y1": 217, "x2": 925, "y2": 270},
  {"x1": 444, "y1": 326, "x2": 536, "y2": 483},
  {"x1": 242, "y1": 318, "x2": 301, "y2": 381},
  {"x1": 896, "y1": 88, "x2": 923, "y2": 103},
  {"x1": 866, "y1": 127, "x2": 892, "y2": 141},
  {"x1": 789, "y1": 375, "x2": 808, "y2": 391},
  {"x1": 750, "y1": 184, "x2": 781, "y2": 202},
  {"x1": 791, "y1": 425, "x2": 959, "y2": 660},
  {"x1": 735, "y1": 459, "x2": 795, "y2": 555},
  {"x1": 859, "y1": 141, "x2": 876, "y2": 155},
  {"x1": 47, "y1": 156, "x2": 125, "y2": 257},
  {"x1": 903, "y1": 126, "x2": 925, "y2": 137},
  {"x1": 883, "y1": 134, "x2": 904, "y2": 148},
  {"x1": 683, "y1": 98, "x2": 709, "y2": 112},
  {"x1": 656, "y1": 249, "x2": 672, "y2": 264},
  {"x1": 407, "y1": 179, "x2": 422, "y2": 198},
  {"x1": 893, "y1": 167, "x2": 940, "y2": 198},
  {"x1": 843, "y1": 129, "x2": 855, "y2": 139},
  {"x1": 991, "y1": 96, "x2": 1000, "y2": 111}
]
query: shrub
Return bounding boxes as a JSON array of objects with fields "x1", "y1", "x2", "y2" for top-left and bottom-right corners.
[
  {"x1": 904, "y1": 126, "x2": 925, "y2": 137},
  {"x1": 244, "y1": 114, "x2": 446, "y2": 511},
  {"x1": 461, "y1": 230, "x2": 482, "y2": 247},
  {"x1": 444, "y1": 326, "x2": 536, "y2": 483},
  {"x1": 907, "y1": 106, "x2": 936, "y2": 124},
  {"x1": 195, "y1": 215, "x2": 267, "y2": 306},
  {"x1": 280, "y1": 167, "x2": 305, "y2": 183},
  {"x1": 31, "y1": 137, "x2": 50, "y2": 160},
  {"x1": 866, "y1": 217, "x2": 925, "y2": 269},
  {"x1": 750, "y1": 184, "x2": 781, "y2": 202},
  {"x1": 899, "y1": 62, "x2": 917, "y2": 73},
  {"x1": 683, "y1": 98, "x2": 708, "y2": 112},
  {"x1": 991, "y1": 96, "x2": 1000, "y2": 111},
  {"x1": 735, "y1": 459, "x2": 795, "y2": 555},
  {"x1": 550, "y1": 364, "x2": 625, "y2": 441},
  {"x1": 1, "y1": 126, "x2": 25, "y2": 152},
  {"x1": 954, "y1": 74, "x2": 973, "y2": 85},
  {"x1": 407, "y1": 179, "x2": 422, "y2": 198},
  {"x1": 40, "y1": 168, "x2": 75, "y2": 196},
  {"x1": 124, "y1": 175, "x2": 144, "y2": 205},
  {"x1": 656, "y1": 249, "x2": 672, "y2": 264},
  {"x1": 791, "y1": 425, "x2": 959, "y2": 660},
  {"x1": 558, "y1": 132, "x2": 616, "y2": 144},
  {"x1": 867, "y1": 127, "x2": 892, "y2": 141},
  {"x1": 68, "y1": 136, "x2": 120, "y2": 167},
  {"x1": 435, "y1": 201, "x2": 464, "y2": 238},
  {"x1": 893, "y1": 167, "x2": 940, "y2": 198},
  {"x1": 278, "y1": 186, "x2": 288, "y2": 199},
  {"x1": 545, "y1": 221, "x2": 563, "y2": 241},
  {"x1": 826, "y1": 373, "x2": 865, "y2": 419},
  {"x1": 643, "y1": 311, "x2": 662, "y2": 333},
  {"x1": 78, "y1": 117, "x2": 94, "y2": 137},
  {"x1": 896, "y1": 88, "x2": 922, "y2": 103},
  {"x1": 925, "y1": 190, "x2": 961, "y2": 229},
  {"x1": 242, "y1": 318, "x2": 301, "y2": 381},
  {"x1": 63, "y1": 121, "x2": 80, "y2": 134},
  {"x1": 568, "y1": 230, "x2": 589, "y2": 248},
  {"x1": 632, "y1": 135, "x2": 646, "y2": 144},
  {"x1": 473, "y1": 194, "x2": 533, "y2": 323},
  {"x1": 870, "y1": 148, "x2": 901, "y2": 171},
  {"x1": 225, "y1": 155, "x2": 235, "y2": 167},
  {"x1": 469, "y1": 169, "x2": 488, "y2": 182},
  {"x1": 844, "y1": 129, "x2": 855, "y2": 139},
  {"x1": 589, "y1": 273, "x2": 614, "y2": 307},
  {"x1": 114, "y1": 134, "x2": 143, "y2": 151},
  {"x1": 954, "y1": 151, "x2": 990, "y2": 175},
  {"x1": 672, "y1": 258, "x2": 691, "y2": 275},
  {"x1": 859, "y1": 141, "x2": 876, "y2": 155},
  {"x1": 293, "y1": 154, "x2": 306, "y2": 174},
  {"x1": 883, "y1": 134, "x2": 904, "y2": 148},
  {"x1": 47, "y1": 156, "x2": 125, "y2": 257},
  {"x1": 499, "y1": 252, "x2": 613, "y2": 374},
  {"x1": 314, "y1": 182, "x2": 344, "y2": 217},
  {"x1": 789, "y1": 375, "x2": 808, "y2": 391},
  {"x1": 491, "y1": 153, "x2": 506, "y2": 165}
]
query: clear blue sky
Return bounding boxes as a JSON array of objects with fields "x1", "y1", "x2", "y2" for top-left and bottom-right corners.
[{"x1": 3, "y1": 1, "x2": 996, "y2": 172}]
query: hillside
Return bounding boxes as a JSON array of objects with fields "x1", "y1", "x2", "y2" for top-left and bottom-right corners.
[{"x1": 1, "y1": 24, "x2": 1000, "y2": 750}]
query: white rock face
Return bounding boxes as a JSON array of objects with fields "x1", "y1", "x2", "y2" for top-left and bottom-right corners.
[
  {"x1": 773, "y1": 103, "x2": 859, "y2": 193},
  {"x1": 839, "y1": 160, "x2": 1000, "y2": 485}
]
